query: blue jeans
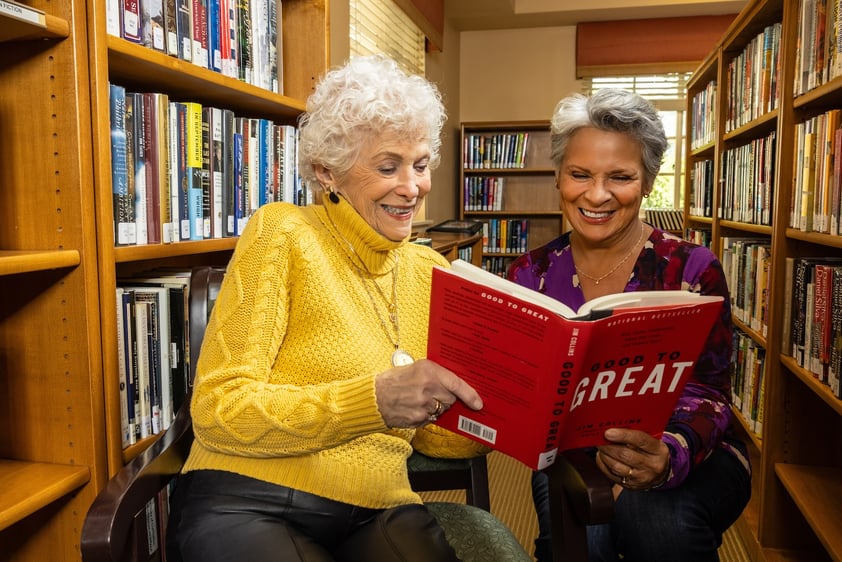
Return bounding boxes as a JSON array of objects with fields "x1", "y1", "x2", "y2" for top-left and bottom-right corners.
[{"x1": 532, "y1": 447, "x2": 751, "y2": 562}]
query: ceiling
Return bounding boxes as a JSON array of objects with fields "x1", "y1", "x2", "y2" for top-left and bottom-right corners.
[{"x1": 445, "y1": 0, "x2": 750, "y2": 31}]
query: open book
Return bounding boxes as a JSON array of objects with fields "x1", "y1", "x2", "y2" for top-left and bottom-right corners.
[{"x1": 426, "y1": 260, "x2": 724, "y2": 470}]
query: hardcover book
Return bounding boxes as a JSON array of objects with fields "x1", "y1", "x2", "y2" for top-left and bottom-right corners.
[{"x1": 427, "y1": 259, "x2": 724, "y2": 470}]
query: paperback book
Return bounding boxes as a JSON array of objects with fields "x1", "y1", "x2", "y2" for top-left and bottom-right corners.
[{"x1": 427, "y1": 259, "x2": 724, "y2": 470}]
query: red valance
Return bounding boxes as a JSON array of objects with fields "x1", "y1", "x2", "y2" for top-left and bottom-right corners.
[{"x1": 576, "y1": 15, "x2": 736, "y2": 77}]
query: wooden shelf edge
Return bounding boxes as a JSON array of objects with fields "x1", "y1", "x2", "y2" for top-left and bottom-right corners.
[
  {"x1": 106, "y1": 37, "x2": 305, "y2": 121},
  {"x1": 0, "y1": 11, "x2": 69, "y2": 42},
  {"x1": 114, "y1": 238, "x2": 237, "y2": 263},
  {"x1": 775, "y1": 463, "x2": 842, "y2": 561},
  {"x1": 0, "y1": 459, "x2": 90, "y2": 531},
  {"x1": 779, "y1": 355, "x2": 842, "y2": 416},
  {"x1": 0, "y1": 249, "x2": 80, "y2": 276}
]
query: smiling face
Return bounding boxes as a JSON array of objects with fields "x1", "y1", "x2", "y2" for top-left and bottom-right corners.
[
  {"x1": 558, "y1": 126, "x2": 648, "y2": 249},
  {"x1": 327, "y1": 132, "x2": 432, "y2": 242}
]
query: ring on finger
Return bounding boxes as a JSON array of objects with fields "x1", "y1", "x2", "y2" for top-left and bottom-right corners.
[
  {"x1": 428, "y1": 399, "x2": 444, "y2": 421},
  {"x1": 621, "y1": 467, "x2": 633, "y2": 486}
]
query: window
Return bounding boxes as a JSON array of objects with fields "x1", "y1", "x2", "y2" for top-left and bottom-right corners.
[
  {"x1": 349, "y1": 0, "x2": 426, "y2": 76},
  {"x1": 584, "y1": 74, "x2": 692, "y2": 211}
]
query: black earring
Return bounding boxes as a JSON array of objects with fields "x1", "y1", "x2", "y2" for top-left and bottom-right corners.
[{"x1": 328, "y1": 191, "x2": 340, "y2": 204}]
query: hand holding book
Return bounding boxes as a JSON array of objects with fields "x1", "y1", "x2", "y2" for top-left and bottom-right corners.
[{"x1": 426, "y1": 260, "x2": 723, "y2": 470}]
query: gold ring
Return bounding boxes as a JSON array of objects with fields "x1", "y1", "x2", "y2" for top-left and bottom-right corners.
[{"x1": 428, "y1": 399, "x2": 444, "y2": 422}]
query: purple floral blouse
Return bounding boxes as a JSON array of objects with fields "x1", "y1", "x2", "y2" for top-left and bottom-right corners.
[{"x1": 507, "y1": 227, "x2": 750, "y2": 488}]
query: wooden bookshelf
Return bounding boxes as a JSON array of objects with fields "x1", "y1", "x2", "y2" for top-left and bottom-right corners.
[
  {"x1": 685, "y1": 1, "x2": 842, "y2": 559},
  {"x1": 459, "y1": 121, "x2": 564, "y2": 274},
  {"x1": 0, "y1": 0, "x2": 328, "y2": 557},
  {"x1": 0, "y1": 0, "x2": 105, "y2": 555}
]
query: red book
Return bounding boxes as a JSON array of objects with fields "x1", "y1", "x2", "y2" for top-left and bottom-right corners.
[{"x1": 426, "y1": 260, "x2": 723, "y2": 471}]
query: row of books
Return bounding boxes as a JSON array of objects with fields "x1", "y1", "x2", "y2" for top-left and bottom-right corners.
[
  {"x1": 463, "y1": 176, "x2": 505, "y2": 211},
  {"x1": 688, "y1": 159, "x2": 714, "y2": 218},
  {"x1": 463, "y1": 132, "x2": 530, "y2": 170},
  {"x1": 724, "y1": 22, "x2": 781, "y2": 133},
  {"x1": 731, "y1": 328, "x2": 766, "y2": 438},
  {"x1": 109, "y1": 83, "x2": 304, "y2": 246},
  {"x1": 721, "y1": 237, "x2": 772, "y2": 338},
  {"x1": 116, "y1": 271, "x2": 194, "y2": 448},
  {"x1": 482, "y1": 218, "x2": 529, "y2": 255},
  {"x1": 689, "y1": 80, "x2": 717, "y2": 150},
  {"x1": 794, "y1": 0, "x2": 842, "y2": 97},
  {"x1": 481, "y1": 256, "x2": 516, "y2": 277},
  {"x1": 107, "y1": 0, "x2": 280, "y2": 92},
  {"x1": 643, "y1": 209, "x2": 684, "y2": 233},
  {"x1": 789, "y1": 108, "x2": 842, "y2": 234},
  {"x1": 783, "y1": 257, "x2": 842, "y2": 398},
  {"x1": 685, "y1": 227, "x2": 712, "y2": 248},
  {"x1": 718, "y1": 131, "x2": 776, "y2": 226}
]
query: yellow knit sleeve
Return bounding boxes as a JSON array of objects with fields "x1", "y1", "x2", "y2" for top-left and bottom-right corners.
[{"x1": 411, "y1": 423, "x2": 492, "y2": 459}]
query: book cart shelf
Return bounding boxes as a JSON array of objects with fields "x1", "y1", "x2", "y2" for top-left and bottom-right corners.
[
  {"x1": 458, "y1": 121, "x2": 564, "y2": 274},
  {"x1": 685, "y1": 0, "x2": 842, "y2": 560},
  {"x1": 1, "y1": 0, "x2": 328, "y2": 558}
]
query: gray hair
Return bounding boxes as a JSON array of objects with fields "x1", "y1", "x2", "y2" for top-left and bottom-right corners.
[
  {"x1": 297, "y1": 55, "x2": 446, "y2": 193},
  {"x1": 549, "y1": 89, "x2": 668, "y2": 188}
]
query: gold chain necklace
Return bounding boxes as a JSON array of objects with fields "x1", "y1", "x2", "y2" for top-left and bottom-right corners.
[
  {"x1": 574, "y1": 222, "x2": 646, "y2": 286},
  {"x1": 329, "y1": 215, "x2": 415, "y2": 367}
]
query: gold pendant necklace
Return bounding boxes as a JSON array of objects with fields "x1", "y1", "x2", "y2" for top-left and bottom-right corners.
[
  {"x1": 329, "y1": 213, "x2": 414, "y2": 367},
  {"x1": 574, "y1": 223, "x2": 646, "y2": 286}
]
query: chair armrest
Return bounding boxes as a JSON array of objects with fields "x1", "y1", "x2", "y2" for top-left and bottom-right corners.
[
  {"x1": 553, "y1": 449, "x2": 614, "y2": 524},
  {"x1": 81, "y1": 404, "x2": 193, "y2": 562},
  {"x1": 543, "y1": 448, "x2": 614, "y2": 562}
]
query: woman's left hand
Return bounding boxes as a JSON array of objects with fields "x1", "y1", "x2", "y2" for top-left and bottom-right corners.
[{"x1": 594, "y1": 428, "x2": 670, "y2": 492}]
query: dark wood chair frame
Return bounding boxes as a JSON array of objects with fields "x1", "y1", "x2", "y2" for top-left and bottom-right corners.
[{"x1": 81, "y1": 266, "x2": 614, "y2": 562}]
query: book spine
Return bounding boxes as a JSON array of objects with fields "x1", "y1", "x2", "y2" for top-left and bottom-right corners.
[
  {"x1": 186, "y1": 101, "x2": 204, "y2": 240},
  {"x1": 176, "y1": 0, "x2": 192, "y2": 60},
  {"x1": 201, "y1": 107, "x2": 212, "y2": 238},
  {"x1": 131, "y1": 92, "x2": 148, "y2": 245},
  {"x1": 165, "y1": 0, "x2": 179, "y2": 55},
  {"x1": 142, "y1": 92, "x2": 162, "y2": 245},
  {"x1": 122, "y1": 0, "x2": 141, "y2": 42},
  {"x1": 222, "y1": 108, "x2": 236, "y2": 236},
  {"x1": 210, "y1": 107, "x2": 224, "y2": 238},
  {"x1": 141, "y1": 0, "x2": 166, "y2": 52},
  {"x1": 109, "y1": 84, "x2": 135, "y2": 246}
]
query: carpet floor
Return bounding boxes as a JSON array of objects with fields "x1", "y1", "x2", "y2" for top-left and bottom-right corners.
[{"x1": 419, "y1": 451, "x2": 750, "y2": 561}]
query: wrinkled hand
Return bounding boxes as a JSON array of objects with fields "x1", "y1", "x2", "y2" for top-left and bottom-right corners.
[
  {"x1": 595, "y1": 428, "x2": 670, "y2": 495},
  {"x1": 375, "y1": 359, "x2": 483, "y2": 428}
]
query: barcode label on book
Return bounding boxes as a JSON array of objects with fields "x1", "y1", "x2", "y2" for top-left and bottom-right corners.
[{"x1": 458, "y1": 415, "x2": 497, "y2": 444}]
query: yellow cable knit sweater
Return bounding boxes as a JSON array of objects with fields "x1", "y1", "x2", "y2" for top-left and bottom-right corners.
[{"x1": 182, "y1": 195, "x2": 485, "y2": 509}]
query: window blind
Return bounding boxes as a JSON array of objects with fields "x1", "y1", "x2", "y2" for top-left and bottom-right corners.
[{"x1": 350, "y1": 0, "x2": 426, "y2": 76}]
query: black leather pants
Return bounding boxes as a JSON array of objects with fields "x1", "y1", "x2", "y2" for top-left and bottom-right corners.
[{"x1": 166, "y1": 469, "x2": 459, "y2": 562}]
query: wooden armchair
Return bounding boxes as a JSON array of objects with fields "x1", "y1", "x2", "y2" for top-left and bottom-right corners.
[{"x1": 81, "y1": 266, "x2": 613, "y2": 562}]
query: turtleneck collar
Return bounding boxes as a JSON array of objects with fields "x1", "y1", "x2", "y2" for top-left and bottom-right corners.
[{"x1": 317, "y1": 192, "x2": 406, "y2": 275}]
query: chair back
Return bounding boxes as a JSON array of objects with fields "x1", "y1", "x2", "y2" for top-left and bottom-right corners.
[{"x1": 81, "y1": 266, "x2": 225, "y2": 562}]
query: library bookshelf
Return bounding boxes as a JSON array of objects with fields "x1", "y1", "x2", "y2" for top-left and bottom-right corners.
[
  {"x1": 0, "y1": 0, "x2": 103, "y2": 557},
  {"x1": 685, "y1": 0, "x2": 842, "y2": 560},
  {"x1": 458, "y1": 121, "x2": 564, "y2": 275},
  {"x1": 1, "y1": 0, "x2": 329, "y2": 558},
  {"x1": 86, "y1": 0, "x2": 329, "y2": 480}
]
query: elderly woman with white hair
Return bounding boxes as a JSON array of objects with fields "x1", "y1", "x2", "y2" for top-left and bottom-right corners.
[{"x1": 165, "y1": 55, "x2": 487, "y2": 562}]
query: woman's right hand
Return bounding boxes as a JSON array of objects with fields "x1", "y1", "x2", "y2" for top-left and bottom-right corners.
[{"x1": 374, "y1": 359, "x2": 483, "y2": 428}]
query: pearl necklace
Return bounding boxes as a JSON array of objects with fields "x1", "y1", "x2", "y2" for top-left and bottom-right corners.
[{"x1": 574, "y1": 223, "x2": 646, "y2": 286}]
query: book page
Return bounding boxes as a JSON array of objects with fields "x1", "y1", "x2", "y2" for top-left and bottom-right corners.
[{"x1": 447, "y1": 259, "x2": 720, "y2": 319}]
